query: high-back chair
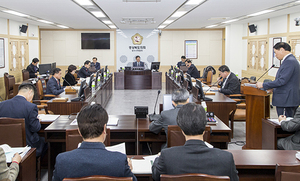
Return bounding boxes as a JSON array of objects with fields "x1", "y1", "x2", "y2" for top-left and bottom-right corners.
[
  {"x1": 0, "y1": 118, "x2": 26, "y2": 147},
  {"x1": 4, "y1": 73, "x2": 15, "y2": 100},
  {"x1": 63, "y1": 175, "x2": 133, "y2": 181},
  {"x1": 167, "y1": 125, "x2": 210, "y2": 148},
  {"x1": 275, "y1": 163, "x2": 300, "y2": 181},
  {"x1": 66, "y1": 128, "x2": 110, "y2": 151},
  {"x1": 161, "y1": 173, "x2": 230, "y2": 181},
  {"x1": 22, "y1": 69, "x2": 30, "y2": 81}
]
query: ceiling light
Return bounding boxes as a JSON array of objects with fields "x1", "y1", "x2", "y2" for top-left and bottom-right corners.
[
  {"x1": 57, "y1": 25, "x2": 69, "y2": 29},
  {"x1": 185, "y1": 0, "x2": 205, "y2": 5},
  {"x1": 163, "y1": 20, "x2": 174, "y2": 24},
  {"x1": 2, "y1": 10, "x2": 28, "y2": 17},
  {"x1": 296, "y1": 0, "x2": 300, "y2": 3},
  {"x1": 206, "y1": 24, "x2": 217, "y2": 28},
  {"x1": 103, "y1": 20, "x2": 112, "y2": 24},
  {"x1": 74, "y1": 0, "x2": 93, "y2": 6},
  {"x1": 222, "y1": 19, "x2": 239, "y2": 23},
  {"x1": 109, "y1": 25, "x2": 116, "y2": 29},
  {"x1": 247, "y1": 10, "x2": 274, "y2": 17},
  {"x1": 91, "y1": 11, "x2": 106, "y2": 18},
  {"x1": 37, "y1": 20, "x2": 54, "y2": 24},
  {"x1": 171, "y1": 11, "x2": 187, "y2": 18},
  {"x1": 158, "y1": 25, "x2": 166, "y2": 29}
]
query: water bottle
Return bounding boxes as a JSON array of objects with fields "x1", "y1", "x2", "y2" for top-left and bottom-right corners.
[{"x1": 201, "y1": 101, "x2": 207, "y2": 112}]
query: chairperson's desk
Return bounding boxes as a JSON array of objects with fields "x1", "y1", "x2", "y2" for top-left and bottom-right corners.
[
  {"x1": 114, "y1": 70, "x2": 162, "y2": 90},
  {"x1": 130, "y1": 150, "x2": 300, "y2": 181},
  {"x1": 47, "y1": 75, "x2": 113, "y2": 115},
  {"x1": 165, "y1": 74, "x2": 236, "y2": 126},
  {"x1": 44, "y1": 115, "x2": 231, "y2": 180}
]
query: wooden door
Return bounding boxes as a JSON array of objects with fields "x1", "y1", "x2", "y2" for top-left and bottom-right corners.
[
  {"x1": 247, "y1": 39, "x2": 268, "y2": 71},
  {"x1": 290, "y1": 37, "x2": 300, "y2": 62},
  {"x1": 248, "y1": 40, "x2": 257, "y2": 70},
  {"x1": 257, "y1": 40, "x2": 267, "y2": 71},
  {"x1": 9, "y1": 39, "x2": 29, "y2": 81}
]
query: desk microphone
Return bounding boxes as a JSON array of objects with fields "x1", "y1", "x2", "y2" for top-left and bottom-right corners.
[
  {"x1": 204, "y1": 79, "x2": 220, "y2": 94},
  {"x1": 62, "y1": 77, "x2": 76, "y2": 90},
  {"x1": 149, "y1": 90, "x2": 161, "y2": 121},
  {"x1": 257, "y1": 64, "x2": 275, "y2": 82}
]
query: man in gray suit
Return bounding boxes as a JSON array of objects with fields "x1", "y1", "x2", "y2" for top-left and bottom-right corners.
[
  {"x1": 277, "y1": 106, "x2": 300, "y2": 150},
  {"x1": 257, "y1": 42, "x2": 300, "y2": 117},
  {"x1": 149, "y1": 88, "x2": 189, "y2": 149},
  {"x1": 152, "y1": 103, "x2": 239, "y2": 181}
]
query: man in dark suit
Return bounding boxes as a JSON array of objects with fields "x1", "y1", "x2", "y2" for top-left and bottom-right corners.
[
  {"x1": 185, "y1": 59, "x2": 200, "y2": 78},
  {"x1": 0, "y1": 83, "x2": 47, "y2": 157},
  {"x1": 152, "y1": 103, "x2": 239, "y2": 181},
  {"x1": 26, "y1": 58, "x2": 39, "y2": 78},
  {"x1": 132, "y1": 55, "x2": 144, "y2": 68},
  {"x1": 52, "y1": 104, "x2": 137, "y2": 181},
  {"x1": 277, "y1": 106, "x2": 300, "y2": 150},
  {"x1": 78, "y1": 60, "x2": 92, "y2": 78},
  {"x1": 216, "y1": 65, "x2": 240, "y2": 95},
  {"x1": 257, "y1": 42, "x2": 300, "y2": 117},
  {"x1": 149, "y1": 88, "x2": 189, "y2": 149},
  {"x1": 91, "y1": 57, "x2": 100, "y2": 70},
  {"x1": 177, "y1": 56, "x2": 186, "y2": 68},
  {"x1": 46, "y1": 68, "x2": 65, "y2": 96}
]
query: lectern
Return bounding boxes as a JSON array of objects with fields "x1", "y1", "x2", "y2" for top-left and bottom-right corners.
[{"x1": 243, "y1": 86, "x2": 270, "y2": 149}]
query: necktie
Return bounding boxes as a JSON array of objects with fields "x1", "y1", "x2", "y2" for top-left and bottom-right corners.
[{"x1": 138, "y1": 62, "x2": 140, "y2": 67}]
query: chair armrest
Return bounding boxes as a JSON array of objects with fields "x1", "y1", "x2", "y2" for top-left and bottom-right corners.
[
  {"x1": 33, "y1": 100, "x2": 49, "y2": 104},
  {"x1": 44, "y1": 94, "x2": 56, "y2": 98},
  {"x1": 229, "y1": 94, "x2": 245, "y2": 97},
  {"x1": 237, "y1": 103, "x2": 246, "y2": 109}
]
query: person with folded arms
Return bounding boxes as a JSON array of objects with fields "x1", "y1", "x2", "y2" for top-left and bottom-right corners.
[{"x1": 0, "y1": 147, "x2": 21, "y2": 181}]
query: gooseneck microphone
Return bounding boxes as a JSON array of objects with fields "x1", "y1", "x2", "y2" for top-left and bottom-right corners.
[
  {"x1": 256, "y1": 64, "x2": 275, "y2": 82},
  {"x1": 62, "y1": 77, "x2": 75, "y2": 90},
  {"x1": 204, "y1": 79, "x2": 220, "y2": 94},
  {"x1": 149, "y1": 90, "x2": 161, "y2": 121}
]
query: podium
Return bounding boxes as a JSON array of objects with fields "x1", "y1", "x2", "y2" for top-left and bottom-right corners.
[{"x1": 243, "y1": 86, "x2": 270, "y2": 149}]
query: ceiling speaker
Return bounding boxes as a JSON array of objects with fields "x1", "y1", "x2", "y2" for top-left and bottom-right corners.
[
  {"x1": 20, "y1": 25, "x2": 28, "y2": 33},
  {"x1": 248, "y1": 24, "x2": 257, "y2": 33}
]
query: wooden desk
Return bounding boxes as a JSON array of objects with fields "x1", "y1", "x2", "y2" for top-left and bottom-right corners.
[
  {"x1": 165, "y1": 74, "x2": 236, "y2": 126},
  {"x1": 114, "y1": 71, "x2": 162, "y2": 90},
  {"x1": 44, "y1": 115, "x2": 230, "y2": 180},
  {"x1": 47, "y1": 75, "x2": 112, "y2": 115},
  {"x1": 262, "y1": 119, "x2": 294, "y2": 150},
  {"x1": 7, "y1": 148, "x2": 36, "y2": 181},
  {"x1": 129, "y1": 150, "x2": 300, "y2": 181}
]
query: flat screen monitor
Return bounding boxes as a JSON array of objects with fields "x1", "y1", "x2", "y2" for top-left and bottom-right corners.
[
  {"x1": 180, "y1": 65, "x2": 188, "y2": 72},
  {"x1": 81, "y1": 33, "x2": 110, "y2": 49},
  {"x1": 51, "y1": 62, "x2": 56, "y2": 72},
  {"x1": 195, "y1": 79, "x2": 212, "y2": 101},
  {"x1": 100, "y1": 68, "x2": 104, "y2": 79},
  {"x1": 105, "y1": 65, "x2": 108, "y2": 73},
  {"x1": 186, "y1": 73, "x2": 193, "y2": 90},
  {"x1": 78, "y1": 80, "x2": 86, "y2": 98},
  {"x1": 39, "y1": 63, "x2": 51, "y2": 74},
  {"x1": 151, "y1": 62, "x2": 160, "y2": 71},
  {"x1": 163, "y1": 94, "x2": 193, "y2": 111}
]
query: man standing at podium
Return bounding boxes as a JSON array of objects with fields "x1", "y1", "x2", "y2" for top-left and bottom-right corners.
[
  {"x1": 256, "y1": 42, "x2": 300, "y2": 117},
  {"x1": 132, "y1": 55, "x2": 144, "y2": 68}
]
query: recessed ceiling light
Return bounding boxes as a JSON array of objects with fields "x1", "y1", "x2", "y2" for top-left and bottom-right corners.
[
  {"x1": 247, "y1": 10, "x2": 274, "y2": 17},
  {"x1": 163, "y1": 20, "x2": 174, "y2": 24},
  {"x1": 37, "y1": 20, "x2": 54, "y2": 24},
  {"x1": 91, "y1": 11, "x2": 106, "y2": 18},
  {"x1": 109, "y1": 25, "x2": 116, "y2": 29},
  {"x1": 172, "y1": 11, "x2": 187, "y2": 18},
  {"x1": 185, "y1": 0, "x2": 205, "y2": 5},
  {"x1": 222, "y1": 19, "x2": 239, "y2": 24},
  {"x1": 57, "y1": 25, "x2": 69, "y2": 29},
  {"x1": 103, "y1": 20, "x2": 112, "y2": 24},
  {"x1": 206, "y1": 24, "x2": 217, "y2": 28},
  {"x1": 2, "y1": 10, "x2": 28, "y2": 17},
  {"x1": 158, "y1": 25, "x2": 166, "y2": 29},
  {"x1": 74, "y1": 0, "x2": 93, "y2": 6}
]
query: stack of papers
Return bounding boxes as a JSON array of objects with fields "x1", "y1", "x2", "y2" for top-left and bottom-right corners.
[
  {"x1": 38, "y1": 114, "x2": 60, "y2": 122},
  {"x1": 268, "y1": 117, "x2": 293, "y2": 125},
  {"x1": 70, "y1": 116, "x2": 119, "y2": 126},
  {"x1": 131, "y1": 159, "x2": 152, "y2": 174},
  {"x1": 0, "y1": 144, "x2": 31, "y2": 163}
]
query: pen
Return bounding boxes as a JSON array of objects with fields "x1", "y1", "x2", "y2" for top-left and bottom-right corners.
[
  {"x1": 19, "y1": 145, "x2": 28, "y2": 154},
  {"x1": 130, "y1": 156, "x2": 135, "y2": 160},
  {"x1": 283, "y1": 109, "x2": 286, "y2": 116}
]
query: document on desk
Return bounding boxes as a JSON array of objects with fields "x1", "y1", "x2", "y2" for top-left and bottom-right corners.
[
  {"x1": 131, "y1": 159, "x2": 152, "y2": 174},
  {"x1": 108, "y1": 116, "x2": 119, "y2": 126},
  {"x1": 296, "y1": 151, "x2": 300, "y2": 160},
  {"x1": 1, "y1": 145, "x2": 31, "y2": 163},
  {"x1": 106, "y1": 142, "x2": 126, "y2": 155},
  {"x1": 70, "y1": 119, "x2": 77, "y2": 125},
  {"x1": 268, "y1": 117, "x2": 293, "y2": 125},
  {"x1": 38, "y1": 114, "x2": 60, "y2": 122}
]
